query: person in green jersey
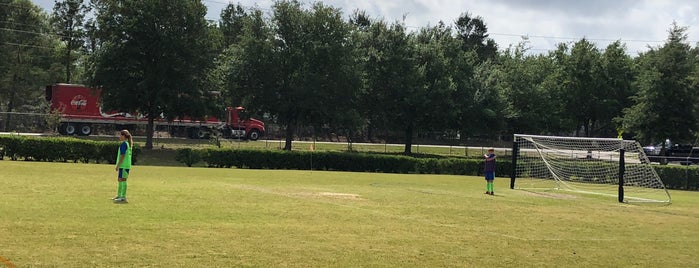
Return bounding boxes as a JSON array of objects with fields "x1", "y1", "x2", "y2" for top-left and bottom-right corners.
[{"x1": 113, "y1": 130, "x2": 133, "y2": 203}]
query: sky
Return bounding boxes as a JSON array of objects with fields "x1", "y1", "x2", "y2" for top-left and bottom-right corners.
[{"x1": 33, "y1": 0, "x2": 699, "y2": 55}]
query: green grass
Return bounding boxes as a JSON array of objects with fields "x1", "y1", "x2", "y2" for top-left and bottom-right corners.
[{"x1": 1, "y1": 160, "x2": 698, "y2": 267}]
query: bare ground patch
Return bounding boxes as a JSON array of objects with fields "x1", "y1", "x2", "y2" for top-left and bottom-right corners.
[
  {"x1": 233, "y1": 184, "x2": 364, "y2": 200},
  {"x1": 316, "y1": 192, "x2": 363, "y2": 200}
]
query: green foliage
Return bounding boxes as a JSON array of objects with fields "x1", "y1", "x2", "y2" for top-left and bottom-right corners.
[
  {"x1": 51, "y1": 0, "x2": 90, "y2": 83},
  {"x1": 174, "y1": 148, "x2": 202, "y2": 167},
  {"x1": 0, "y1": 135, "x2": 140, "y2": 164},
  {"x1": 198, "y1": 148, "x2": 513, "y2": 176},
  {"x1": 219, "y1": 3, "x2": 248, "y2": 48},
  {"x1": 653, "y1": 165, "x2": 699, "y2": 190},
  {"x1": 498, "y1": 42, "x2": 563, "y2": 134},
  {"x1": 90, "y1": 0, "x2": 219, "y2": 149},
  {"x1": 455, "y1": 12, "x2": 498, "y2": 63},
  {"x1": 360, "y1": 21, "x2": 423, "y2": 153},
  {"x1": 219, "y1": 1, "x2": 361, "y2": 150},
  {"x1": 622, "y1": 23, "x2": 698, "y2": 144},
  {"x1": 0, "y1": 0, "x2": 62, "y2": 131}
]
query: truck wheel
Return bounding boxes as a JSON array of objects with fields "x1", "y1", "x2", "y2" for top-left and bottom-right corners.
[
  {"x1": 78, "y1": 124, "x2": 92, "y2": 136},
  {"x1": 247, "y1": 129, "x2": 260, "y2": 141},
  {"x1": 62, "y1": 123, "x2": 77, "y2": 135},
  {"x1": 189, "y1": 127, "x2": 208, "y2": 139}
]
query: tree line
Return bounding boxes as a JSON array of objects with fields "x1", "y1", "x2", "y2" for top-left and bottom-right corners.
[{"x1": 1, "y1": 0, "x2": 697, "y2": 151}]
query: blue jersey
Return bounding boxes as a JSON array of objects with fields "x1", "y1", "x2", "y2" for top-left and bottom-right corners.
[{"x1": 484, "y1": 153, "x2": 496, "y2": 172}]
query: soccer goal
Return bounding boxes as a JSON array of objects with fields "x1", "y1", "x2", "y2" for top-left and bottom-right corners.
[{"x1": 510, "y1": 134, "x2": 671, "y2": 203}]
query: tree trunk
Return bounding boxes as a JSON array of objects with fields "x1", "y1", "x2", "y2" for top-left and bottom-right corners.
[
  {"x1": 584, "y1": 120, "x2": 590, "y2": 137},
  {"x1": 4, "y1": 49, "x2": 21, "y2": 131},
  {"x1": 66, "y1": 29, "x2": 72, "y2": 83},
  {"x1": 284, "y1": 122, "x2": 294, "y2": 151},
  {"x1": 146, "y1": 116, "x2": 154, "y2": 149},
  {"x1": 66, "y1": 48, "x2": 72, "y2": 83},
  {"x1": 403, "y1": 125, "x2": 413, "y2": 155},
  {"x1": 3, "y1": 91, "x2": 15, "y2": 132}
]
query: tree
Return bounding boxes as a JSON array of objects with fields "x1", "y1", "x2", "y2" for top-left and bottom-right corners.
[
  {"x1": 622, "y1": 23, "x2": 698, "y2": 146},
  {"x1": 220, "y1": 1, "x2": 360, "y2": 150},
  {"x1": 90, "y1": 0, "x2": 218, "y2": 149},
  {"x1": 363, "y1": 20, "x2": 422, "y2": 153},
  {"x1": 217, "y1": 8, "x2": 272, "y2": 110},
  {"x1": 51, "y1": 0, "x2": 90, "y2": 83},
  {"x1": 219, "y1": 3, "x2": 248, "y2": 48},
  {"x1": 599, "y1": 41, "x2": 635, "y2": 137},
  {"x1": 416, "y1": 23, "x2": 478, "y2": 140},
  {"x1": 302, "y1": 3, "x2": 362, "y2": 144},
  {"x1": 0, "y1": 0, "x2": 60, "y2": 131},
  {"x1": 492, "y1": 41, "x2": 557, "y2": 136},
  {"x1": 553, "y1": 39, "x2": 604, "y2": 137},
  {"x1": 454, "y1": 12, "x2": 497, "y2": 63}
]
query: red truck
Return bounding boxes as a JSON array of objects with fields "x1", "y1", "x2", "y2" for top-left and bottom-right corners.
[{"x1": 45, "y1": 84, "x2": 265, "y2": 140}]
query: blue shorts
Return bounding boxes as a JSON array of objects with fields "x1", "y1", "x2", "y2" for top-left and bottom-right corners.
[
  {"x1": 118, "y1": 168, "x2": 130, "y2": 179},
  {"x1": 484, "y1": 171, "x2": 494, "y2": 181}
]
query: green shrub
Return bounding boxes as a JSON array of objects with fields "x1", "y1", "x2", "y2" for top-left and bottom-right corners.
[
  {"x1": 175, "y1": 148, "x2": 202, "y2": 167},
  {"x1": 653, "y1": 165, "x2": 699, "y2": 190},
  {"x1": 0, "y1": 135, "x2": 139, "y2": 164},
  {"x1": 198, "y1": 148, "x2": 512, "y2": 176}
]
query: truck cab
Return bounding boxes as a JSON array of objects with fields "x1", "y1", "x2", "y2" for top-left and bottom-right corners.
[{"x1": 224, "y1": 107, "x2": 265, "y2": 140}]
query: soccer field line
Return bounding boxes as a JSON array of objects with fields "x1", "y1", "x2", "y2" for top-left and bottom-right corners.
[{"x1": 231, "y1": 184, "x2": 699, "y2": 242}]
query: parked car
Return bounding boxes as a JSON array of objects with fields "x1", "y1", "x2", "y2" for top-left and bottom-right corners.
[{"x1": 643, "y1": 139, "x2": 699, "y2": 165}]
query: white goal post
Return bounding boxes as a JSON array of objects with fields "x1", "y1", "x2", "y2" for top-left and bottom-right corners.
[{"x1": 510, "y1": 134, "x2": 671, "y2": 203}]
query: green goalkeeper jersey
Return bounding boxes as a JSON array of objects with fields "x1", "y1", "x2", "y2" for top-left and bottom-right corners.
[{"x1": 116, "y1": 141, "x2": 132, "y2": 169}]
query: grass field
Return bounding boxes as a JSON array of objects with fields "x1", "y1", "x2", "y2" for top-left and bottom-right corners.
[{"x1": 1, "y1": 160, "x2": 698, "y2": 267}]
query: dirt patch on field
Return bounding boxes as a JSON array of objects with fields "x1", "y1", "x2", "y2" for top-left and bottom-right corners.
[
  {"x1": 519, "y1": 190, "x2": 577, "y2": 200},
  {"x1": 233, "y1": 185, "x2": 364, "y2": 200},
  {"x1": 316, "y1": 192, "x2": 363, "y2": 200}
]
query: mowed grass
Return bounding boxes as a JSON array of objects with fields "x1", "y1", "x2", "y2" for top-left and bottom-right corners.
[{"x1": 1, "y1": 161, "x2": 698, "y2": 267}]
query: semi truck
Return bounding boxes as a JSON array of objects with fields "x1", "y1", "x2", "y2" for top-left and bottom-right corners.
[{"x1": 45, "y1": 84, "x2": 265, "y2": 140}]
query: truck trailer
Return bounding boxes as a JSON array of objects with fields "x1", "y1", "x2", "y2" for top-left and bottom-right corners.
[{"x1": 45, "y1": 84, "x2": 265, "y2": 140}]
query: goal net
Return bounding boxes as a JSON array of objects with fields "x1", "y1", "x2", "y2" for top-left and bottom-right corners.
[{"x1": 512, "y1": 134, "x2": 671, "y2": 203}]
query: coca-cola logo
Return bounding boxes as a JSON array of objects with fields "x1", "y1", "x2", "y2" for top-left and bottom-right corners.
[{"x1": 70, "y1": 95, "x2": 87, "y2": 110}]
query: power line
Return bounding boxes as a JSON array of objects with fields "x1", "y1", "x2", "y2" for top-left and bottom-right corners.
[
  {"x1": 0, "y1": 41, "x2": 55, "y2": 50},
  {"x1": 0, "y1": 20, "x2": 44, "y2": 28},
  {"x1": 0, "y1": 1, "x2": 37, "y2": 10},
  {"x1": 0, "y1": 27, "x2": 67, "y2": 38}
]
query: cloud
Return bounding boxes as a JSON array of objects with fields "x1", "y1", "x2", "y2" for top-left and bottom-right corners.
[{"x1": 32, "y1": 0, "x2": 699, "y2": 55}]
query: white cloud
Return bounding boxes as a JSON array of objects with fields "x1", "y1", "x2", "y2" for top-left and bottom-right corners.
[{"x1": 32, "y1": 0, "x2": 699, "y2": 54}]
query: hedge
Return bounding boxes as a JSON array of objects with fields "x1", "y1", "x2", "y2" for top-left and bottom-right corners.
[
  {"x1": 196, "y1": 148, "x2": 513, "y2": 176},
  {"x1": 0, "y1": 135, "x2": 140, "y2": 164},
  {"x1": 1, "y1": 136, "x2": 695, "y2": 191},
  {"x1": 179, "y1": 148, "x2": 697, "y2": 190},
  {"x1": 653, "y1": 165, "x2": 699, "y2": 190}
]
